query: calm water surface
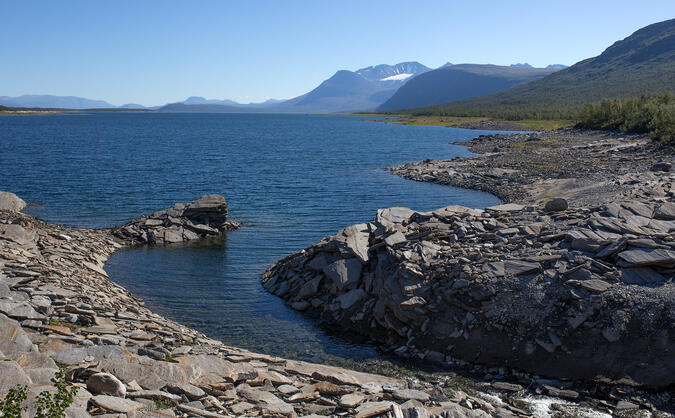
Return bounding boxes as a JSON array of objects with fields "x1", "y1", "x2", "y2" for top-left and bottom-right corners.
[{"x1": 0, "y1": 113, "x2": 500, "y2": 373}]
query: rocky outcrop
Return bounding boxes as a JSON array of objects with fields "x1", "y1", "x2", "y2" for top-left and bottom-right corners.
[
  {"x1": 0, "y1": 190, "x2": 27, "y2": 212},
  {"x1": 0, "y1": 195, "x2": 514, "y2": 418},
  {"x1": 263, "y1": 196, "x2": 675, "y2": 390},
  {"x1": 390, "y1": 129, "x2": 673, "y2": 206},
  {"x1": 113, "y1": 194, "x2": 240, "y2": 245}
]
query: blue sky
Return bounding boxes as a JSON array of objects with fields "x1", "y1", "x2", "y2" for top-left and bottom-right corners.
[{"x1": 1, "y1": 1, "x2": 672, "y2": 106}]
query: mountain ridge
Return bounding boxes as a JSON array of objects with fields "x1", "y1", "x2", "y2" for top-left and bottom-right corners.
[{"x1": 400, "y1": 18, "x2": 675, "y2": 119}]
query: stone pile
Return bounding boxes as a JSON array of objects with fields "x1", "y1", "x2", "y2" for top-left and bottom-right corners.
[
  {"x1": 264, "y1": 195, "x2": 675, "y2": 389},
  {"x1": 0, "y1": 194, "x2": 520, "y2": 418},
  {"x1": 113, "y1": 195, "x2": 240, "y2": 245}
]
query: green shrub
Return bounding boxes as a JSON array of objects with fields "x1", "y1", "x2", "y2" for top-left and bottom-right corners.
[
  {"x1": 35, "y1": 368, "x2": 78, "y2": 418},
  {"x1": 0, "y1": 368, "x2": 78, "y2": 418},
  {"x1": 0, "y1": 385, "x2": 28, "y2": 418},
  {"x1": 576, "y1": 92, "x2": 675, "y2": 143}
]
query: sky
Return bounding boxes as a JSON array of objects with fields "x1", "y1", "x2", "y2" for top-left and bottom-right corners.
[{"x1": 1, "y1": 1, "x2": 673, "y2": 106}]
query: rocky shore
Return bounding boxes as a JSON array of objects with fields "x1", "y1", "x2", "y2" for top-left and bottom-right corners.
[
  {"x1": 0, "y1": 192, "x2": 527, "y2": 418},
  {"x1": 262, "y1": 130, "x2": 675, "y2": 416}
]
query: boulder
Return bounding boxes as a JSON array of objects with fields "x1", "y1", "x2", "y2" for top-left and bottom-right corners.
[
  {"x1": 87, "y1": 372, "x2": 126, "y2": 397},
  {"x1": 545, "y1": 197, "x2": 568, "y2": 212},
  {"x1": 0, "y1": 191, "x2": 27, "y2": 212}
]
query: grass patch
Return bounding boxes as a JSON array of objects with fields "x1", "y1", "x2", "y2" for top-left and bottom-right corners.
[{"x1": 49, "y1": 319, "x2": 83, "y2": 330}]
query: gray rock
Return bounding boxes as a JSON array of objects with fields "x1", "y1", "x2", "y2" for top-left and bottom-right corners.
[
  {"x1": 323, "y1": 258, "x2": 362, "y2": 290},
  {"x1": 651, "y1": 162, "x2": 671, "y2": 172},
  {"x1": 87, "y1": 372, "x2": 126, "y2": 397},
  {"x1": 0, "y1": 300, "x2": 46, "y2": 320},
  {"x1": 0, "y1": 361, "x2": 32, "y2": 393},
  {"x1": 0, "y1": 224, "x2": 35, "y2": 247},
  {"x1": 339, "y1": 392, "x2": 366, "y2": 408},
  {"x1": 654, "y1": 202, "x2": 675, "y2": 220},
  {"x1": 384, "y1": 231, "x2": 407, "y2": 247},
  {"x1": 90, "y1": 395, "x2": 146, "y2": 413},
  {"x1": 504, "y1": 260, "x2": 540, "y2": 275},
  {"x1": 336, "y1": 288, "x2": 366, "y2": 309},
  {"x1": 579, "y1": 279, "x2": 612, "y2": 293},
  {"x1": 0, "y1": 191, "x2": 27, "y2": 212},
  {"x1": 545, "y1": 198, "x2": 568, "y2": 212},
  {"x1": 0, "y1": 313, "x2": 36, "y2": 359},
  {"x1": 164, "y1": 382, "x2": 206, "y2": 401},
  {"x1": 618, "y1": 249, "x2": 675, "y2": 267},
  {"x1": 393, "y1": 388, "x2": 430, "y2": 402}
]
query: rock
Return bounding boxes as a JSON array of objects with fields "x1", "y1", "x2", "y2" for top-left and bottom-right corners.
[
  {"x1": 164, "y1": 382, "x2": 206, "y2": 401},
  {"x1": 490, "y1": 382, "x2": 523, "y2": 392},
  {"x1": 355, "y1": 401, "x2": 395, "y2": 418},
  {"x1": 384, "y1": 231, "x2": 407, "y2": 247},
  {"x1": 336, "y1": 288, "x2": 366, "y2": 309},
  {"x1": 579, "y1": 279, "x2": 612, "y2": 293},
  {"x1": 323, "y1": 258, "x2": 362, "y2": 290},
  {"x1": 342, "y1": 223, "x2": 371, "y2": 263},
  {"x1": 339, "y1": 392, "x2": 366, "y2": 408},
  {"x1": 543, "y1": 385, "x2": 579, "y2": 400},
  {"x1": 503, "y1": 260, "x2": 541, "y2": 275},
  {"x1": 90, "y1": 395, "x2": 146, "y2": 413},
  {"x1": 545, "y1": 198, "x2": 568, "y2": 212},
  {"x1": 651, "y1": 162, "x2": 671, "y2": 172},
  {"x1": 176, "y1": 404, "x2": 224, "y2": 417},
  {"x1": 392, "y1": 388, "x2": 430, "y2": 402},
  {"x1": 0, "y1": 224, "x2": 35, "y2": 247},
  {"x1": 654, "y1": 202, "x2": 675, "y2": 220},
  {"x1": 0, "y1": 361, "x2": 32, "y2": 393},
  {"x1": 87, "y1": 372, "x2": 126, "y2": 397},
  {"x1": 237, "y1": 386, "x2": 296, "y2": 416},
  {"x1": 486, "y1": 203, "x2": 524, "y2": 212},
  {"x1": 0, "y1": 300, "x2": 46, "y2": 320},
  {"x1": 0, "y1": 313, "x2": 36, "y2": 359},
  {"x1": 0, "y1": 191, "x2": 27, "y2": 212},
  {"x1": 618, "y1": 249, "x2": 675, "y2": 267}
]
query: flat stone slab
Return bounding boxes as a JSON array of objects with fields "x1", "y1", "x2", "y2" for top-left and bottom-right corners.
[
  {"x1": 90, "y1": 395, "x2": 146, "y2": 413},
  {"x1": 618, "y1": 249, "x2": 675, "y2": 267}
]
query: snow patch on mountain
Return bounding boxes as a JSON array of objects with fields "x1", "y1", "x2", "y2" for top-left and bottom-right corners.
[{"x1": 380, "y1": 73, "x2": 414, "y2": 81}]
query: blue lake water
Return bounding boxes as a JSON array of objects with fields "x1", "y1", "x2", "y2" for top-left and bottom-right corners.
[{"x1": 0, "y1": 113, "x2": 500, "y2": 372}]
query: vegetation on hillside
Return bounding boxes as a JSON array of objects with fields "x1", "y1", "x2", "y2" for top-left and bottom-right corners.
[
  {"x1": 396, "y1": 19, "x2": 674, "y2": 121},
  {"x1": 577, "y1": 92, "x2": 674, "y2": 143}
]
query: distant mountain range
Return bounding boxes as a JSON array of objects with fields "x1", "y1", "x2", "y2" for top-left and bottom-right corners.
[
  {"x1": 0, "y1": 95, "x2": 116, "y2": 109},
  {"x1": 403, "y1": 18, "x2": 675, "y2": 118},
  {"x1": 2, "y1": 58, "x2": 579, "y2": 114},
  {"x1": 377, "y1": 64, "x2": 560, "y2": 111}
]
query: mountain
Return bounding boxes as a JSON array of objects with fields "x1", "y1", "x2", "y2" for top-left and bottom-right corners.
[
  {"x1": 546, "y1": 64, "x2": 568, "y2": 69},
  {"x1": 377, "y1": 64, "x2": 560, "y2": 111},
  {"x1": 0, "y1": 95, "x2": 115, "y2": 109},
  {"x1": 511, "y1": 63, "x2": 533, "y2": 68},
  {"x1": 275, "y1": 62, "x2": 430, "y2": 113},
  {"x1": 355, "y1": 62, "x2": 430, "y2": 83},
  {"x1": 404, "y1": 19, "x2": 675, "y2": 118},
  {"x1": 159, "y1": 103, "x2": 267, "y2": 113},
  {"x1": 181, "y1": 96, "x2": 241, "y2": 106}
]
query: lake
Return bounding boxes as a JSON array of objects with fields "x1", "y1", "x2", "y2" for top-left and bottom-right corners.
[{"x1": 0, "y1": 113, "x2": 501, "y2": 373}]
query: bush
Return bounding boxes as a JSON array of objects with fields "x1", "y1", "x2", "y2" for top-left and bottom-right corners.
[
  {"x1": 0, "y1": 386, "x2": 28, "y2": 418},
  {"x1": 0, "y1": 368, "x2": 78, "y2": 418},
  {"x1": 576, "y1": 92, "x2": 675, "y2": 143}
]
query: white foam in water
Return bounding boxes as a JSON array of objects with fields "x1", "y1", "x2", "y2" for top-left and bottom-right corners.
[{"x1": 520, "y1": 396, "x2": 611, "y2": 418}]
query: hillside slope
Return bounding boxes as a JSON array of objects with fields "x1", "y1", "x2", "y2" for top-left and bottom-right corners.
[
  {"x1": 403, "y1": 19, "x2": 675, "y2": 119},
  {"x1": 377, "y1": 64, "x2": 558, "y2": 111}
]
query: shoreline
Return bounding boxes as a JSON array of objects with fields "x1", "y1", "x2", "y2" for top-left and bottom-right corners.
[
  {"x1": 262, "y1": 129, "x2": 675, "y2": 415},
  {"x1": 1, "y1": 193, "x2": 539, "y2": 417},
  {"x1": 348, "y1": 114, "x2": 574, "y2": 132}
]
